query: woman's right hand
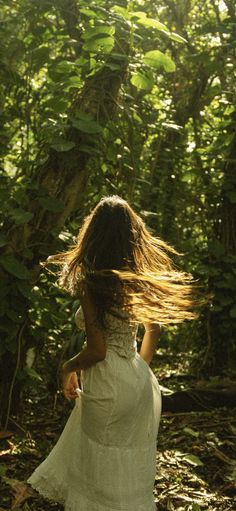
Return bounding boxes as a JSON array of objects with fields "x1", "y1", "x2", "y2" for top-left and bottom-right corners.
[{"x1": 62, "y1": 364, "x2": 80, "y2": 400}]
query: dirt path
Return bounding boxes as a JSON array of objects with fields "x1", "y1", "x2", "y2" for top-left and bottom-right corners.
[{"x1": 0, "y1": 350, "x2": 235, "y2": 510}]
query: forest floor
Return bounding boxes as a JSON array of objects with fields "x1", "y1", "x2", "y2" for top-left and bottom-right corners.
[{"x1": 0, "y1": 348, "x2": 235, "y2": 511}]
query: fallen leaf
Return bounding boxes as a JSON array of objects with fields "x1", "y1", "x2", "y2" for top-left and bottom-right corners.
[
  {"x1": 182, "y1": 454, "x2": 204, "y2": 466},
  {"x1": 183, "y1": 427, "x2": 199, "y2": 438},
  {"x1": 3, "y1": 478, "x2": 36, "y2": 508}
]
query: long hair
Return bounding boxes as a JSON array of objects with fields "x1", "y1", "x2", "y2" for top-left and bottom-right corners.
[{"x1": 47, "y1": 195, "x2": 205, "y2": 326}]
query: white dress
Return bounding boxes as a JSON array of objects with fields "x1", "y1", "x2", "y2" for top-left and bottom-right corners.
[{"x1": 28, "y1": 307, "x2": 162, "y2": 511}]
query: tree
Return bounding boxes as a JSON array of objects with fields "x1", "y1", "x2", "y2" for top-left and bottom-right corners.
[
  {"x1": 0, "y1": 0, "x2": 131, "y2": 426},
  {"x1": 1, "y1": 0, "x2": 235, "y2": 428}
]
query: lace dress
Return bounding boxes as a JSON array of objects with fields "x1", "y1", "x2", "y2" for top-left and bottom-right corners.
[{"x1": 28, "y1": 307, "x2": 162, "y2": 511}]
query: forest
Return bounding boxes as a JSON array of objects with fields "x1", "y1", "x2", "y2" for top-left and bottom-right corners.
[{"x1": 0, "y1": 0, "x2": 235, "y2": 509}]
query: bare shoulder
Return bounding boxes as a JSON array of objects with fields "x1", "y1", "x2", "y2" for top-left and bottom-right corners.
[{"x1": 79, "y1": 287, "x2": 99, "y2": 326}]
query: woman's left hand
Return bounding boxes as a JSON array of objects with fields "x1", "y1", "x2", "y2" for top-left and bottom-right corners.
[{"x1": 62, "y1": 363, "x2": 80, "y2": 400}]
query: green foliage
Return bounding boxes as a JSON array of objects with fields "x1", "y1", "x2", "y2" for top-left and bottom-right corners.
[
  {"x1": 182, "y1": 454, "x2": 204, "y2": 467},
  {"x1": 0, "y1": 0, "x2": 236, "y2": 418},
  {"x1": 0, "y1": 255, "x2": 31, "y2": 280},
  {"x1": 143, "y1": 50, "x2": 176, "y2": 72}
]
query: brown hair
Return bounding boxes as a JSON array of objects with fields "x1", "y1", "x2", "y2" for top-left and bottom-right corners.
[{"x1": 47, "y1": 195, "x2": 204, "y2": 326}]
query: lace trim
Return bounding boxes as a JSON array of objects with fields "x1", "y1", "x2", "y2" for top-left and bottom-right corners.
[
  {"x1": 28, "y1": 471, "x2": 65, "y2": 504},
  {"x1": 28, "y1": 470, "x2": 157, "y2": 511}
]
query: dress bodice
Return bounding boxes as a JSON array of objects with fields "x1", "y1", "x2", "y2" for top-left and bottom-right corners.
[{"x1": 75, "y1": 306, "x2": 138, "y2": 359}]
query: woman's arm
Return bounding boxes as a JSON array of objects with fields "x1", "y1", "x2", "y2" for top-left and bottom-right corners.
[
  {"x1": 139, "y1": 323, "x2": 161, "y2": 365},
  {"x1": 62, "y1": 288, "x2": 106, "y2": 398}
]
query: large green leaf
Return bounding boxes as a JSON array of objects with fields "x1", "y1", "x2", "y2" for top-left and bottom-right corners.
[
  {"x1": 143, "y1": 50, "x2": 176, "y2": 72},
  {"x1": 74, "y1": 110, "x2": 94, "y2": 121},
  {"x1": 131, "y1": 71, "x2": 154, "y2": 90},
  {"x1": 66, "y1": 76, "x2": 82, "y2": 89},
  {"x1": 80, "y1": 7, "x2": 99, "y2": 18},
  {"x1": 0, "y1": 255, "x2": 31, "y2": 280},
  {"x1": 53, "y1": 60, "x2": 75, "y2": 74},
  {"x1": 71, "y1": 118, "x2": 103, "y2": 134},
  {"x1": 131, "y1": 11, "x2": 169, "y2": 33},
  {"x1": 44, "y1": 98, "x2": 68, "y2": 113},
  {"x1": 83, "y1": 35, "x2": 114, "y2": 53},
  {"x1": 50, "y1": 139, "x2": 75, "y2": 152},
  {"x1": 168, "y1": 32, "x2": 187, "y2": 44},
  {"x1": 82, "y1": 26, "x2": 115, "y2": 40}
]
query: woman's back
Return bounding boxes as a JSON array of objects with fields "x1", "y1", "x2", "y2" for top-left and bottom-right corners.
[{"x1": 75, "y1": 306, "x2": 139, "y2": 359}]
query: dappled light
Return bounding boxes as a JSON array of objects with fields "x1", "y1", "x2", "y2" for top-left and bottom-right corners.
[{"x1": 0, "y1": 0, "x2": 235, "y2": 510}]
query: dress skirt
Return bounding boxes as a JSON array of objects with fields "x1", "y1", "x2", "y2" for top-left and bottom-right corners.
[{"x1": 28, "y1": 349, "x2": 162, "y2": 510}]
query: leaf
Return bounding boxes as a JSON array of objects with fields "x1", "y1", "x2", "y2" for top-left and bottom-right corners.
[
  {"x1": 183, "y1": 427, "x2": 199, "y2": 438},
  {"x1": 80, "y1": 7, "x2": 99, "y2": 18},
  {"x1": 0, "y1": 255, "x2": 31, "y2": 280},
  {"x1": 9, "y1": 208, "x2": 33, "y2": 225},
  {"x1": 82, "y1": 26, "x2": 115, "y2": 40},
  {"x1": 132, "y1": 12, "x2": 170, "y2": 33},
  {"x1": 17, "y1": 281, "x2": 33, "y2": 298},
  {"x1": 38, "y1": 197, "x2": 64, "y2": 212},
  {"x1": 182, "y1": 454, "x2": 204, "y2": 466},
  {"x1": 131, "y1": 71, "x2": 154, "y2": 90},
  {"x1": 31, "y1": 46, "x2": 50, "y2": 71},
  {"x1": 45, "y1": 98, "x2": 68, "y2": 113},
  {"x1": 4, "y1": 478, "x2": 36, "y2": 508},
  {"x1": 143, "y1": 50, "x2": 176, "y2": 72},
  {"x1": 66, "y1": 76, "x2": 82, "y2": 89},
  {"x1": 74, "y1": 110, "x2": 93, "y2": 122},
  {"x1": 191, "y1": 505, "x2": 201, "y2": 511},
  {"x1": 111, "y1": 6, "x2": 130, "y2": 19},
  {"x1": 75, "y1": 56, "x2": 88, "y2": 68},
  {"x1": 83, "y1": 36, "x2": 114, "y2": 53},
  {"x1": 224, "y1": 105, "x2": 235, "y2": 116},
  {"x1": 24, "y1": 367, "x2": 43, "y2": 381},
  {"x1": 168, "y1": 32, "x2": 187, "y2": 44},
  {"x1": 53, "y1": 60, "x2": 74, "y2": 74},
  {"x1": 105, "y1": 62, "x2": 122, "y2": 71},
  {"x1": 50, "y1": 139, "x2": 75, "y2": 152},
  {"x1": 78, "y1": 144, "x2": 100, "y2": 154},
  {"x1": 71, "y1": 118, "x2": 103, "y2": 134},
  {"x1": 162, "y1": 122, "x2": 183, "y2": 131}
]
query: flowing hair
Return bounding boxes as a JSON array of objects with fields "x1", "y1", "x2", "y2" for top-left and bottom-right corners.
[{"x1": 46, "y1": 195, "x2": 205, "y2": 326}]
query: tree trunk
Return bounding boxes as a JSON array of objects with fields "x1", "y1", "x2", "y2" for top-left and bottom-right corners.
[
  {"x1": 0, "y1": 20, "x2": 130, "y2": 428},
  {"x1": 162, "y1": 384, "x2": 236, "y2": 413}
]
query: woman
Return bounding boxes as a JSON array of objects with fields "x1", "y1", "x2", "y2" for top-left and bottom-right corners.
[{"x1": 27, "y1": 195, "x2": 199, "y2": 510}]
